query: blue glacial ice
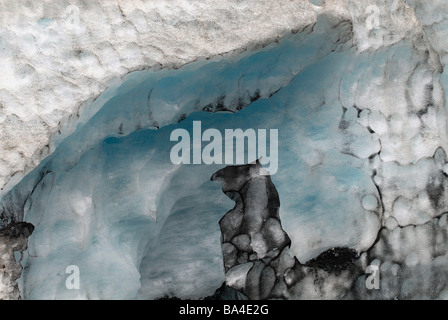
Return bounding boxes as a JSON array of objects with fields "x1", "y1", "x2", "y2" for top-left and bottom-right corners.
[{"x1": 2, "y1": 8, "x2": 448, "y2": 299}]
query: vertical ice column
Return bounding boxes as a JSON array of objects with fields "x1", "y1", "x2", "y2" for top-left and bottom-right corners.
[
  {"x1": 0, "y1": 222, "x2": 34, "y2": 299},
  {"x1": 211, "y1": 161, "x2": 293, "y2": 299}
]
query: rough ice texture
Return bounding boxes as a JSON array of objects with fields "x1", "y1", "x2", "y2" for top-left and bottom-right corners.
[
  {"x1": 0, "y1": 222, "x2": 34, "y2": 299},
  {"x1": 211, "y1": 162, "x2": 292, "y2": 299},
  {"x1": 352, "y1": 213, "x2": 448, "y2": 299},
  {"x1": 0, "y1": 0, "x2": 326, "y2": 198},
  {"x1": 212, "y1": 162, "x2": 371, "y2": 300},
  {"x1": 2, "y1": 0, "x2": 448, "y2": 300}
]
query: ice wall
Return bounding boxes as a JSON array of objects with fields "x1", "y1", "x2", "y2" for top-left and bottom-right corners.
[
  {"x1": 1, "y1": 0, "x2": 448, "y2": 300},
  {"x1": 0, "y1": 0, "x2": 325, "y2": 198}
]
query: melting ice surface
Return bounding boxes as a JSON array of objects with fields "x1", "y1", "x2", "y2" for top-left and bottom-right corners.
[{"x1": 5, "y1": 14, "x2": 446, "y2": 299}]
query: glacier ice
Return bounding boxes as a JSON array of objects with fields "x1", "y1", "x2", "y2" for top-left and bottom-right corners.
[
  {"x1": 1, "y1": 0, "x2": 448, "y2": 300},
  {"x1": 0, "y1": 0, "x2": 323, "y2": 198}
]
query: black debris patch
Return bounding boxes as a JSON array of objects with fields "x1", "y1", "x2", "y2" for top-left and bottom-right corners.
[
  {"x1": 202, "y1": 103, "x2": 214, "y2": 112},
  {"x1": 236, "y1": 97, "x2": 245, "y2": 111},
  {"x1": 0, "y1": 222, "x2": 34, "y2": 238},
  {"x1": 202, "y1": 95, "x2": 233, "y2": 113},
  {"x1": 177, "y1": 113, "x2": 187, "y2": 123},
  {"x1": 424, "y1": 84, "x2": 434, "y2": 109},
  {"x1": 304, "y1": 247, "x2": 359, "y2": 274},
  {"x1": 417, "y1": 107, "x2": 428, "y2": 117},
  {"x1": 215, "y1": 95, "x2": 226, "y2": 111},
  {"x1": 250, "y1": 89, "x2": 261, "y2": 103}
]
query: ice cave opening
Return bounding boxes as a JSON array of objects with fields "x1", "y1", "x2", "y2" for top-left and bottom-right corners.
[{"x1": 2, "y1": 1, "x2": 448, "y2": 300}]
